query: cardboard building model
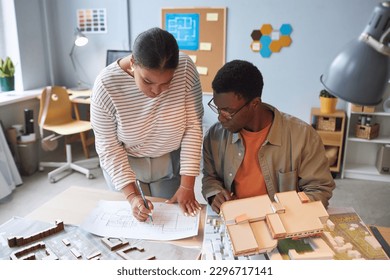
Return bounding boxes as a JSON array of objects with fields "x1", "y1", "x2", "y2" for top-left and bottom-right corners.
[{"x1": 220, "y1": 191, "x2": 329, "y2": 256}]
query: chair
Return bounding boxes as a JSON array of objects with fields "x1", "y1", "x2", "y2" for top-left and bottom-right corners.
[{"x1": 38, "y1": 86, "x2": 99, "y2": 183}]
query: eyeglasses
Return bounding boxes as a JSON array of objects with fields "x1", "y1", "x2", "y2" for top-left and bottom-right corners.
[{"x1": 208, "y1": 98, "x2": 252, "y2": 120}]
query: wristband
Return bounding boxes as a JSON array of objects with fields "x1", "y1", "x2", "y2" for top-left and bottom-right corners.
[
  {"x1": 180, "y1": 185, "x2": 192, "y2": 191},
  {"x1": 130, "y1": 194, "x2": 141, "y2": 205},
  {"x1": 125, "y1": 191, "x2": 136, "y2": 200}
]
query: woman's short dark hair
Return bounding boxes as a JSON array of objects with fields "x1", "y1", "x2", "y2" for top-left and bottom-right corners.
[
  {"x1": 212, "y1": 60, "x2": 264, "y2": 101},
  {"x1": 132, "y1": 27, "x2": 179, "y2": 70}
]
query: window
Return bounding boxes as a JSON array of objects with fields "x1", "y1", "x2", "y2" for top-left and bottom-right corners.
[{"x1": 0, "y1": 3, "x2": 5, "y2": 58}]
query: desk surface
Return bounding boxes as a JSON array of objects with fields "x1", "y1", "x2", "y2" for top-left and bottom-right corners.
[
  {"x1": 34, "y1": 88, "x2": 91, "y2": 104},
  {"x1": 25, "y1": 186, "x2": 390, "y2": 259},
  {"x1": 377, "y1": 227, "x2": 390, "y2": 241},
  {"x1": 26, "y1": 186, "x2": 205, "y2": 249},
  {"x1": 0, "y1": 88, "x2": 41, "y2": 106},
  {"x1": 67, "y1": 89, "x2": 91, "y2": 104},
  {"x1": 373, "y1": 226, "x2": 390, "y2": 246}
]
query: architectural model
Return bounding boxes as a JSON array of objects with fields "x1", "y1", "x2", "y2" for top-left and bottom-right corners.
[
  {"x1": 116, "y1": 245, "x2": 156, "y2": 260},
  {"x1": 7, "y1": 219, "x2": 64, "y2": 247},
  {"x1": 10, "y1": 241, "x2": 59, "y2": 260},
  {"x1": 101, "y1": 237, "x2": 129, "y2": 251},
  {"x1": 1, "y1": 217, "x2": 200, "y2": 260},
  {"x1": 203, "y1": 202, "x2": 387, "y2": 260},
  {"x1": 220, "y1": 191, "x2": 329, "y2": 256}
]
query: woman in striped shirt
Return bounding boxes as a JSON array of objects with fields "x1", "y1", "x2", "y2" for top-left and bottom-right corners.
[{"x1": 91, "y1": 27, "x2": 204, "y2": 222}]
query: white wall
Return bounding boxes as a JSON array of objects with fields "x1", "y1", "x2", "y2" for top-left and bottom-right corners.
[
  {"x1": 7, "y1": 0, "x2": 386, "y2": 124},
  {"x1": 13, "y1": 0, "x2": 51, "y2": 90},
  {"x1": 129, "y1": 0, "x2": 385, "y2": 124},
  {"x1": 45, "y1": 0, "x2": 130, "y2": 87}
]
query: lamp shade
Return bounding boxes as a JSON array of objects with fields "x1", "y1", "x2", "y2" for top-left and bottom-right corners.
[
  {"x1": 74, "y1": 28, "x2": 88, "y2": 47},
  {"x1": 320, "y1": 1, "x2": 390, "y2": 106},
  {"x1": 320, "y1": 39, "x2": 388, "y2": 106}
]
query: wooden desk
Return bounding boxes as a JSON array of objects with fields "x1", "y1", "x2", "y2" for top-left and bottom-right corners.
[
  {"x1": 370, "y1": 226, "x2": 390, "y2": 254},
  {"x1": 26, "y1": 186, "x2": 206, "y2": 249},
  {"x1": 20, "y1": 186, "x2": 390, "y2": 259},
  {"x1": 67, "y1": 89, "x2": 92, "y2": 121},
  {"x1": 377, "y1": 226, "x2": 390, "y2": 243}
]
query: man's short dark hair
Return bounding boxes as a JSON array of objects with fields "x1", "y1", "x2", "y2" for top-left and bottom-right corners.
[{"x1": 212, "y1": 60, "x2": 264, "y2": 101}]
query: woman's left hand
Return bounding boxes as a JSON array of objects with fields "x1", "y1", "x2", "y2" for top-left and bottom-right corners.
[{"x1": 166, "y1": 185, "x2": 202, "y2": 216}]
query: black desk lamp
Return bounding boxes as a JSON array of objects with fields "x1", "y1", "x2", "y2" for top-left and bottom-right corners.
[{"x1": 321, "y1": 1, "x2": 390, "y2": 106}]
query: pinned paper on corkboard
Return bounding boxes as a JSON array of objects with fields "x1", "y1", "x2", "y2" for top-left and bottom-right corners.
[{"x1": 162, "y1": 7, "x2": 226, "y2": 94}]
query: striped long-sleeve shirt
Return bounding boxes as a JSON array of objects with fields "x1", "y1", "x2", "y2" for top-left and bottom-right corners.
[{"x1": 91, "y1": 53, "x2": 204, "y2": 190}]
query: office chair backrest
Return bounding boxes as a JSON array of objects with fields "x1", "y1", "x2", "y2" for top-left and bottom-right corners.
[
  {"x1": 38, "y1": 86, "x2": 73, "y2": 126},
  {"x1": 106, "y1": 50, "x2": 132, "y2": 66}
]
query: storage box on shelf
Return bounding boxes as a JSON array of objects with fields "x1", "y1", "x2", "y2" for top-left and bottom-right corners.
[
  {"x1": 310, "y1": 108, "x2": 346, "y2": 173},
  {"x1": 317, "y1": 116, "x2": 336, "y2": 131},
  {"x1": 341, "y1": 102, "x2": 390, "y2": 182},
  {"x1": 355, "y1": 123, "x2": 380, "y2": 140},
  {"x1": 351, "y1": 104, "x2": 376, "y2": 113},
  {"x1": 376, "y1": 145, "x2": 390, "y2": 174}
]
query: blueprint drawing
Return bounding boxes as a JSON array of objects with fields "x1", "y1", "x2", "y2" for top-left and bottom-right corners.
[{"x1": 80, "y1": 200, "x2": 200, "y2": 241}]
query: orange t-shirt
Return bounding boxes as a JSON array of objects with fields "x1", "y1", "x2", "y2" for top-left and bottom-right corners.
[{"x1": 234, "y1": 123, "x2": 271, "y2": 199}]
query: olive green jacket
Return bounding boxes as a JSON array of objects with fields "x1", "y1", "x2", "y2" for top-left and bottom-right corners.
[{"x1": 202, "y1": 103, "x2": 335, "y2": 208}]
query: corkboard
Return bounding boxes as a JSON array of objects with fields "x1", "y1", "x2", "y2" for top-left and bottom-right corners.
[{"x1": 162, "y1": 7, "x2": 226, "y2": 94}]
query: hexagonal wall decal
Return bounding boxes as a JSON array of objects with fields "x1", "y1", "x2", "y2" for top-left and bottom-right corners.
[
  {"x1": 260, "y1": 24, "x2": 273, "y2": 35},
  {"x1": 270, "y1": 40, "x2": 282, "y2": 53},
  {"x1": 250, "y1": 24, "x2": 293, "y2": 58},
  {"x1": 280, "y1": 24, "x2": 292, "y2": 35},
  {"x1": 260, "y1": 46, "x2": 272, "y2": 58},
  {"x1": 251, "y1": 41, "x2": 261, "y2": 52},
  {"x1": 251, "y1": 30, "x2": 262, "y2": 41},
  {"x1": 279, "y1": 35, "x2": 292, "y2": 47}
]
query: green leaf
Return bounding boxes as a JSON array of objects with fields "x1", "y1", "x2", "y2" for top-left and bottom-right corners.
[
  {"x1": 0, "y1": 56, "x2": 15, "y2": 77},
  {"x1": 319, "y1": 89, "x2": 336, "y2": 98}
]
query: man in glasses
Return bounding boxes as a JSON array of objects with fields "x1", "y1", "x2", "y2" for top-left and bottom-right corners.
[{"x1": 202, "y1": 60, "x2": 335, "y2": 214}]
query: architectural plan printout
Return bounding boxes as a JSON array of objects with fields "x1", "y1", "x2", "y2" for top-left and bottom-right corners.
[{"x1": 80, "y1": 200, "x2": 200, "y2": 241}]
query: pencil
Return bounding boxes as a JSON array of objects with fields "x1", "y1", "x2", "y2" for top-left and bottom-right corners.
[{"x1": 136, "y1": 180, "x2": 153, "y2": 222}]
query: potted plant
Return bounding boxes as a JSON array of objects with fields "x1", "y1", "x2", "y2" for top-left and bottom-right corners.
[
  {"x1": 319, "y1": 89, "x2": 337, "y2": 114},
  {"x1": 0, "y1": 56, "x2": 15, "y2": 92}
]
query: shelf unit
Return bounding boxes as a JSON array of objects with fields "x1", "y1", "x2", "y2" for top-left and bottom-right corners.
[
  {"x1": 341, "y1": 103, "x2": 390, "y2": 182},
  {"x1": 310, "y1": 108, "x2": 346, "y2": 173}
]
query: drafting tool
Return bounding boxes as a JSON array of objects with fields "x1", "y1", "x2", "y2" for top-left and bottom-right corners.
[{"x1": 136, "y1": 180, "x2": 153, "y2": 222}]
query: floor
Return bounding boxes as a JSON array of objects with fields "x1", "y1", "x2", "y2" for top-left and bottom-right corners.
[{"x1": 0, "y1": 143, "x2": 389, "y2": 227}]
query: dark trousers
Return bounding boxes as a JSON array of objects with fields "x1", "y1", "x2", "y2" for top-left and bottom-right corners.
[{"x1": 102, "y1": 149, "x2": 181, "y2": 199}]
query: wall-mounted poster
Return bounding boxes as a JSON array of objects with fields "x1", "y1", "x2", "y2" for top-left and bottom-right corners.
[
  {"x1": 165, "y1": 13, "x2": 200, "y2": 51},
  {"x1": 77, "y1": 9, "x2": 107, "y2": 33},
  {"x1": 162, "y1": 8, "x2": 226, "y2": 94}
]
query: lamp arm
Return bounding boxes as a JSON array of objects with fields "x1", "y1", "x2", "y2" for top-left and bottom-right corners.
[
  {"x1": 380, "y1": 27, "x2": 390, "y2": 45},
  {"x1": 69, "y1": 43, "x2": 82, "y2": 87},
  {"x1": 69, "y1": 43, "x2": 76, "y2": 57},
  {"x1": 68, "y1": 43, "x2": 90, "y2": 88},
  {"x1": 360, "y1": 32, "x2": 390, "y2": 56},
  {"x1": 69, "y1": 45, "x2": 78, "y2": 75}
]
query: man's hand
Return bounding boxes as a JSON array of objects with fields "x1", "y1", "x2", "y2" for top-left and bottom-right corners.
[
  {"x1": 211, "y1": 189, "x2": 235, "y2": 214},
  {"x1": 166, "y1": 185, "x2": 201, "y2": 216}
]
